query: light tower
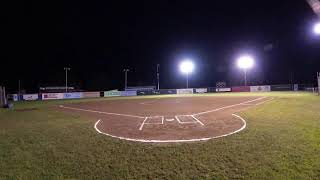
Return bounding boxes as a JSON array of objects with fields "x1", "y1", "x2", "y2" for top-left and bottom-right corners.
[
  {"x1": 64, "y1": 67, "x2": 71, "y2": 92},
  {"x1": 237, "y1": 55, "x2": 254, "y2": 86},
  {"x1": 179, "y1": 60, "x2": 194, "y2": 88},
  {"x1": 123, "y1": 69, "x2": 130, "y2": 90}
]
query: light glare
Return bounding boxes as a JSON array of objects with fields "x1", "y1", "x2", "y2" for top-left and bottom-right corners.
[
  {"x1": 237, "y1": 55, "x2": 254, "y2": 69},
  {"x1": 180, "y1": 60, "x2": 194, "y2": 74},
  {"x1": 314, "y1": 22, "x2": 320, "y2": 35}
]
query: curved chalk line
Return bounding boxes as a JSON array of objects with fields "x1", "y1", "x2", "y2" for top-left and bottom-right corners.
[{"x1": 94, "y1": 113, "x2": 246, "y2": 143}]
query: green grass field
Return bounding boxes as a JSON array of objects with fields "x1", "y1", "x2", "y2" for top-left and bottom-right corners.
[{"x1": 1, "y1": 92, "x2": 320, "y2": 179}]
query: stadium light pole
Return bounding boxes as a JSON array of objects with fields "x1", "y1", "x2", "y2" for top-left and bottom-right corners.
[
  {"x1": 123, "y1": 69, "x2": 130, "y2": 90},
  {"x1": 179, "y1": 60, "x2": 194, "y2": 88},
  {"x1": 157, "y1": 64, "x2": 160, "y2": 90},
  {"x1": 18, "y1": 80, "x2": 21, "y2": 101},
  {"x1": 64, "y1": 67, "x2": 71, "y2": 92},
  {"x1": 317, "y1": 72, "x2": 320, "y2": 95},
  {"x1": 237, "y1": 55, "x2": 254, "y2": 86}
]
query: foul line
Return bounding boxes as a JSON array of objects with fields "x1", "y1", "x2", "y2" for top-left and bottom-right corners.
[
  {"x1": 139, "y1": 117, "x2": 148, "y2": 130},
  {"x1": 256, "y1": 97, "x2": 274, "y2": 105},
  {"x1": 59, "y1": 105, "x2": 145, "y2": 119},
  {"x1": 175, "y1": 115, "x2": 205, "y2": 126},
  {"x1": 191, "y1": 115, "x2": 205, "y2": 126},
  {"x1": 94, "y1": 114, "x2": 246, "y2": 143},
  {"x1": 192, "y1": 97, "x2": 267, "y2": 116}
]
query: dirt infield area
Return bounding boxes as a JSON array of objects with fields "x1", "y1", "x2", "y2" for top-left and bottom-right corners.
[{"x1": 59, "y1": 96, "x2": 273, "y2": 143}]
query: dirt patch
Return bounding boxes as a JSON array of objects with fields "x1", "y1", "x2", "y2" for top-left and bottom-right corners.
[{"x1": 58, "y1": 96, "x2": 272, "y2": 143}]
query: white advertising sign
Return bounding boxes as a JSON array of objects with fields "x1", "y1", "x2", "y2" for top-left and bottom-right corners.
[
  {"x1": 216, "y1": 88, "x2": 231, "y2": 92},
  {"x1": 195, "y1": 88, "x2": 207, "y2": 93},
  {"x1": 250, "y1": 85, "x2": 271, "y2": 92},
  {"x1": 23, "y1": 94, "x2": 39, "y2": 101},
  {"x1": 177, "y1": 89, "x2": 194, "y2": 94},
  {"x1": 42, "y1": 93, "x2": 64, "y2": 100}
]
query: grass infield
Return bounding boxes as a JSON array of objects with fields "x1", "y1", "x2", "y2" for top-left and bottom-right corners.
[{"x1": 0, "y1": 92, "x2": 320, "y2": 179}]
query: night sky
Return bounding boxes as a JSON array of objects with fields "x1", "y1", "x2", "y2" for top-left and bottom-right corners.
[{"x1": 2, "y1": 0, "x2": 320, "y2": 93}]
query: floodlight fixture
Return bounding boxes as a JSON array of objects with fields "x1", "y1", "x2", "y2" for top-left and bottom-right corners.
[
  {"x1": 237, "y1": 55, "x2": 254, "y2": 69},
  {"x1": 179, "y1": 60, "x2": 194, "y2": 88},
  {"x1": 314, "y1": 22, "x2": 320, "y2": 35},
  {"x1": 236, "y1": 55, "x2": 254, "y2": 86},
  {"x1": 180, "y1": 60, "x2": 194, "y2": 74}
]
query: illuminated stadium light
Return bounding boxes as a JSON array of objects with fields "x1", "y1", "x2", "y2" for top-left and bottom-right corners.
[
  {"x1": 179, "y1": 60, "x2": 194, "y2": 88},
  {"x1": 236, "y1": 55, "x2": 254, "y2": 86},
  {"x1": 237, "y1": 55, "x2": 254, "y2": 69},
  {"x1": 314, "y1": 22, "x2": 320, "y2": 35},
  {"x1": 180, "y1": 60, "x2": 194, "y2": 74}
]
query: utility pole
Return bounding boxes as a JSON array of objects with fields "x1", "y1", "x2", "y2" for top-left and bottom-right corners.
[
  {"x1": 64, "y1": 67, "x2": 71, "y2": 92},
  {"x1": 244, "y1": 69, "x2": 247, "y2": 86},
  {"x1": 123, "y1": 69, "x2": 130, "y2": 90},
  {"x1": 18, "y1": 80, "x2": 21, "y2": 101},
  {"x1": 157, "y1": 64, "x2": 160, "y2": 90},
  {"x1": 317, "y1": 72, "x2": 320, "y2": 95}
]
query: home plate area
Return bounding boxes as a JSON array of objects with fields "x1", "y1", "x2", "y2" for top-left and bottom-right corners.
[
  {"x1": 60, "y1": 96, "x2": 273, "y2": 143},
  {"x1": 139, "y1": 115, "x2": 203, "y2": 131}
]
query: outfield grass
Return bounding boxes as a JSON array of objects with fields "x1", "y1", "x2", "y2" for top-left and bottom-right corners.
[{"x1": 1, "y1": 92, "x2": 320, "y2": 179}]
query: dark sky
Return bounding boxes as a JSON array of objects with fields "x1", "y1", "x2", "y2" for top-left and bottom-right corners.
[{"x1": 2, "y1": 0, "x2": 320, "y2": 93}]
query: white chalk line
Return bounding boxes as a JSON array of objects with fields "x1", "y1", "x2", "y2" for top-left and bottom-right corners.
[
  {"x1": 94, "y1": 113, "x2": 246, "y2": 143},
  {"x1": 61, "y1": 96, "x2": 272, "y2": 134},
  {"x1": 192, "y1": 97, "x2": 267, "y2": 116},
  {"x1": 59, "y1": 105, "x2": 145, "y2": 119},
  {"x1": 175, "y1": 115, "x2": 205, "y2": 126},
  {"x1": 60, "y1": 97, "x2": 267, "y2": 121},
  {"x1": 139, "y1": 117, "x2": 148, "y2": 130},
  {"x1": 241, "y1": 103, "x2": 257, "y2": 106},
  {"x1": 191, "y1": 115, "x2": 205, "y2": 126},
  {"x1": 139, "y1": 116, "x2": 164, "y2": 130},
  {"x1": 229, "y1": 97, "x2": 275, "y2": 114},
  {"x1": 256, "y1": 97, "x2": 274, "y2": 105}
]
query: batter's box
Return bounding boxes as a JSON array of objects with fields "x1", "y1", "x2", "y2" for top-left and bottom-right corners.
[
  {"x1": 175, "y1": 115, "x2": 204, "y2": 126},
  {"x1": 144, "y1": 116, "x2": 164, "y2": 125}
]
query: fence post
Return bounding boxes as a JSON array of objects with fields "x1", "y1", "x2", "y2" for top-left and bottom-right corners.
[
  {"x1": 317, "y1": 72, "x2": 320, "y2": 95},
  {"x1": 0, "y1": 86, "x2": 2, "y2": 107}
]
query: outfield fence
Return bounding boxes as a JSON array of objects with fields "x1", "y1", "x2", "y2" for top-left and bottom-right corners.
[{"x1": 6, "y1": 84, "x2": 317, "y2": 102}]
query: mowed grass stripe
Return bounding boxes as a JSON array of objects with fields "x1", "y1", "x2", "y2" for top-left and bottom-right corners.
[{"x1": 0, "y1": 92, "x2": 320, "y2": 179}]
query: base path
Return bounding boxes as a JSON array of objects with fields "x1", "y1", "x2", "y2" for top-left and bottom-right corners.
[{"x1": 59, "y1": 96, "x2": 273, "y2": 143}]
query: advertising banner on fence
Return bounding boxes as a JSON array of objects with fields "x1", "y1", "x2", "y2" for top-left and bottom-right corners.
[
  {"x1": 22, "y1": 94, "x2": 39, "y2": 101},
  {"x1": 120, "y1": 91, "x2": 137, "y2": 96},
  {"x1": 231, "y1": 86, "x2": 250, "y2": 92},
  {"x1": 177, "y1": 89, "x2": 194, "y2": 94},
  {"x1": 42, "y1": 93, "x2": 64, "y2": 100},
  {"x1": 194, "y1": 88, "x2": 207, "y2": 93},
  {"x1": 216, "y1": 88, "x2": 231, "y2": 92},
  {"x1": 271, "y1": 84, "x2": 292, "y2": 91},
  {"x1": 207, "y1": 87, "x2": 216, "y2": 93},
  {"x1": 250, "y1": 85, "x2": 271, "y2": 92},
  {"x1": 104, "y1": 90, "x2": 121, "y2": 97},
  {"x1": 159, "y1": 89, "x2": 177, "y2": 95},
  {"x1": 126, "y1": 86, "x2": 155, "y2": 91},
  {"x1": 137, "y1": 90, "x2": 160, "y2": 96},
  {"x1": 63, "y1": 92, "x2": 82, "y2": 99},
  {"x1": 82, "y1": 92, "x2": 100, "y2": 98},
  {"x1": 12, "y1": 94, "x2": 18, "y2": 101}
]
